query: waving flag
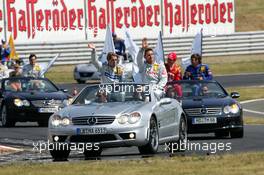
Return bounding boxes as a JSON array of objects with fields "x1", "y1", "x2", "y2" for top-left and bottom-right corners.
[
  {"x1": 124, "y1": 29, "x2": 139, "y2": 62},
  {"x1": 181, "y1": 29, "x2": 203, "y2": 70},
  {"x1": 191, "y1": 28, "x2": 203, "y2": 56},
  {"x1": 8, "y1": 35, "x2": 19, "y2": 60},
  {"x1": 101, "y1": 24, "x2": 115, "y2": 64},
  {"x1": 39, "y1": 53, "x2": 60, "y2": 77},
  {"x1": 154, "y1": 31, "x2": 165, "y2": 64},
  {"x1": 124, "y1": 29, "x2": 142, "y2": 82}
]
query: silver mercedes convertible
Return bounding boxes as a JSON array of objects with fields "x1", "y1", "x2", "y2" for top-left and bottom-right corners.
[{"x1": 48, "y1": 83, "x2": 186, "y2": 160}]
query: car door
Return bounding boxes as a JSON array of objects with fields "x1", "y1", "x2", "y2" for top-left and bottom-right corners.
[
  {"x1": 0, "y1": 80, "x2": 3, "y2": 107},
  {"x1": 156, "y1": 98, "x2": 177, "y2": 139}
]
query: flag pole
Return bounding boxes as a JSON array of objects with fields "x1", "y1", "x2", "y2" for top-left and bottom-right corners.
[
  {"x1": 160, "y1": 31, "x2": 165, "y2": 63},
  {"x1": 201, "y1": 28, "x2": 203, "y2": 57}
]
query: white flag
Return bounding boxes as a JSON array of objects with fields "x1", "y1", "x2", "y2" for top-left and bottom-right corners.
[
  {"x1": 101, "y1": 25, "x2": 115, "y2": 63},
  {"x1": 181, "y1": 56, "x2": 191, "y2": 70},
  {"x1": 39, "y1": 53, "x2": 60, "y2": 77},
  {"x1": 124, "y1": 29, "x2": 142, "y2": 83},
  {"x1": 181, "y1": 29, "x2": 203, "y2": 69},
  {"x1": 154, "y1": 31, "x2": 164, "y2": 64},
  {"x1": 191, "y1": 29, "x2": 203, "y2": 56},
  {"x1": 124, "y1": 29, "x2": 139, "y2": 63}
]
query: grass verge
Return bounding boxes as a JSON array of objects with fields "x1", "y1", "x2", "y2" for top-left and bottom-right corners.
[
  {"x1": 235, "y1": 0, "x2": 264, "y2": 32},
  {"x1": 244, "y1": 116, "x2": 264, "y2": 125},
  {"x1": 1, "y1": 152, "x2": 264, "y2": 175},
  {"x1": 226, "y1": 86, "x2": 264, "y2": 101}
]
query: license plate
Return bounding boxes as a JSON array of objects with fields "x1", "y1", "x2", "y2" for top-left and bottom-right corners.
[
  {"x1": 38, "y1": 107, "x2": 58, "y2": 113},
  {"x1": 193, "y1": 117, "x2": 217, "y2": 124},
  {"x1": 76, "y1": 128, "x2": 107, "y2": 135}
]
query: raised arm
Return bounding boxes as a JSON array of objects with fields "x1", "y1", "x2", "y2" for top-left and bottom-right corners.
[{"x1": 88, "y1": 43, "x2": 102, "y2": 71}]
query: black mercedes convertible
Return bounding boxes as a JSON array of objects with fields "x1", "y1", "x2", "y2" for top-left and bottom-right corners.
[
  {"x1": 0, "y1": 77, "x2": 72, "y2": 127},
  {"x1": 166, "y1": 80, "x2": 243, "y2": 138}
]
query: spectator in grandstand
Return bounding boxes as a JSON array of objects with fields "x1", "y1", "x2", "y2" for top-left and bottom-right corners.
[{"x1": 0, "y1": 40, "x2": 11, "y2": 65}]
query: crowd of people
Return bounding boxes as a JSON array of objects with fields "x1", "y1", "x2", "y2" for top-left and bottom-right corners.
[
  {"x1": 0, "y1": 39, "x2": 44, "y2": 92},
  {"x1": 1, "y1": 32, "x2": 213, "y2": 97},
  {"x1": 88, "y1": 33, "x2": 213, "y2": 100},
  {"x1": 0, "y1": 39, "x2": 43, "y2": 79}
]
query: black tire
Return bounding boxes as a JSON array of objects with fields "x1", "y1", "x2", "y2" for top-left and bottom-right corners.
[
  {"x1": 77, "y1": 80, "x2": 85, "y2": 84},
  {"x1": 215, "y1": 131, "x2": 229, "y2": 138},
  {"x1": 230, "y1": 128, "x2": 244, "y2": 138},
  {"x1": 138, "y1": 117, "x2": 159, "y2": 154},
  {"x1": 1, "y1": 105, "x2": 15, "y2": 127},
  {"x1": 168, "y1": 116, "x2": 187, "y2": 153},
  {"x1": 50, "y1": 143, "x2": 70, "y2": 161},
  {"x1": 83, "y1": 148, "x2": 102, "y2": 159},
  {"x1": 38, "y1": 121, "x2": 48, "y2": 127}
]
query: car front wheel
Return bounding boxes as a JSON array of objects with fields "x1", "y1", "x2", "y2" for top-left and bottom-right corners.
[
  {"x1": 50, "y1": 145, "x2": 70, "y2": 161},
  {"x1": 83, "y1": 148, "x2": 102, "y2": 159},
  {"x1": 50, "y1": 150, "x2": 70, "y2": 161},
  {"x1": 167, "y1": 116, "x2": 187, "y2": 153},
  {"x1": 1, "y1": 105, "x2": 15, "y2": 127},
  {"x1": 138, "y1": 116, "x2": 159, "y2": 154}
]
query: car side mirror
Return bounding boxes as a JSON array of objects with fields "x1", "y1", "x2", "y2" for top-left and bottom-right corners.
[
  {"x1": 60, "y1": 89, "x2": 68, "y2": 93},
  {"x1": 230, "y1": 92, "x2": 240, "y2": 98},
  {"x1": 159, "y1": 98, "x2": 172, "y2": 106}
]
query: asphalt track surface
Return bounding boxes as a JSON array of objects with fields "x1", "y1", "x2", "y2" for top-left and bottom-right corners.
[{"x1": 0, "y1": 74, "x2": 263, "y2": 162}]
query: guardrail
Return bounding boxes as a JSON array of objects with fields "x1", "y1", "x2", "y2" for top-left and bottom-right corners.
[{"x1": 15, "y1": 31, "x2": 264, "y2": 65}]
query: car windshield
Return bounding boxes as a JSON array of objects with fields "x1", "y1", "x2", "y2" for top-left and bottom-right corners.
[
  {"x1": 3, "y1": 78, "x2": 58, "y2": 93},
  {"x1": 73, "y1": 84, "x2": 151, "y2": 105},
  {"x1": 166, "y1": 81, "x2": 227, "y2": 99}
]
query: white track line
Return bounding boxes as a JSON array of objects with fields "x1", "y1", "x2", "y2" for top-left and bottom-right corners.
[
  {"x1": 243, "y1": 109, "x2": 264, "y2": 115},
  {"x1": 0, "y1": 145, "x2": 22, "y2": 151},
  {"x1": 241, "y1": 99, "x2": 264, "y2": 116},
  {"x1": 241, "y1": 98, "x2": 264, "y2": 104}
]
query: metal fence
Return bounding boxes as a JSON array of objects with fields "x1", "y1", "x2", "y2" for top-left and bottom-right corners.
[{"x1": 15, "y1": 31, "x2": 264, "y2": 65}]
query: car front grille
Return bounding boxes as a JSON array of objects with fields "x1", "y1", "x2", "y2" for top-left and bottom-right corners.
[
  {"x1": 184, "y1": 107, "x2": 222, "y2": 116},
  {"x1": 72, "y1": 116, "x2": 116, "y2": 125},
  {"x1": 31, "y1": 100, "x2": 63, "y2": 108},
  {"x1": 79, "y1": 72, "x2": 94, "y2": 77}
]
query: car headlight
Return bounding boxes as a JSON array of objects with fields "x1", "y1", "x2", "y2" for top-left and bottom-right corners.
[
  {"x1": 117, "y1": 114, "x2": 129, "y2": 124},
  {"x1": 50, "y1": 115, "x2": 71, "y2": 127},
  {"x1": 14, "y1": 99, "x2": 30, "y2": 107},
  {"x1": 223, "y1": 104, "x2": 240, "y2": 114},
  {"x1": 61, "y1": 117, "x2": 71, "y2": 126},
  {"x1": 22, "y1": 100, "x2": 30, "y2": 107},
  {"x1": 51, "y1": 115, "x2": 61, "y2": 127},
  {"x1": 128, "y1": 112, "x2": 141, "y2": 124},
  {"x1": 14, "y1": 99, "x2": 23, "y2": 107},
  {"x1": 118, "y1": 112, "x2": 141, "y2": 124}
]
